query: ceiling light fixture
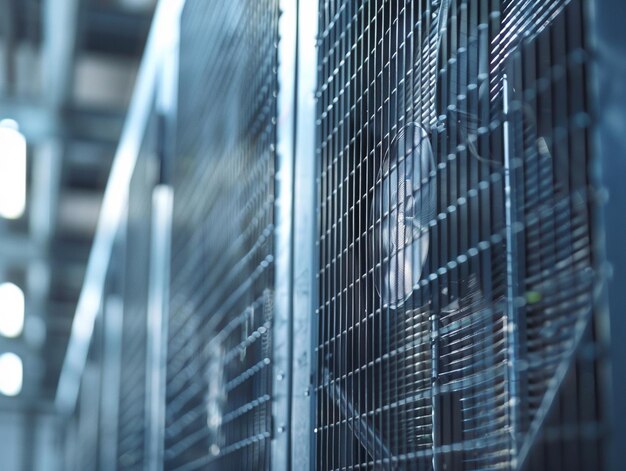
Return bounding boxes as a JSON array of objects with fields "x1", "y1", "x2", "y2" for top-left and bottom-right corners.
[
  {"x1": 0, "y1": 352, "x2": 23, "y2": 397},
  {"x1": 0, "y1": 282, "x2": 25, "y2": 338},
  {"x1": 0, "y1": 119, "x2": 27, "y2": 220}
]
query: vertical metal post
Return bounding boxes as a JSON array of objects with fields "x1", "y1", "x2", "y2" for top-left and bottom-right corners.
[
  {"x1": 502, "y1": 73, "x2": 521, "y2": 466},
  {"x1": 290, "y1": 0, "x2": 319, "y2": 469},
  {"x1": 78, "y1": 363, "x2": 102, "y2": 469},
  {"x1": 144, "y1": 186, "x2": 174, "y2": 471},
  {"x1": 273, "y1": 0, "x2": 298, "y2": 469},
  {"x1": 99, "y1": 296, "x2": 124, "y2": 471},
  {"x1": 145, "y1": 28, "x2": 179, "y2": 468},
  {"x1": 143, "y1": 6, "x2": 179, "y2": 469}
]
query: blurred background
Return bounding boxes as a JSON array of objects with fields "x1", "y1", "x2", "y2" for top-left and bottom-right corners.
[{"x1": 0, "y1": 0, "x2": 155, "y2": 468}]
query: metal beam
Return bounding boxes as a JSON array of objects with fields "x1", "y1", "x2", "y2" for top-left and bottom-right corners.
[
  {"x1": 43, "y1": 0, "x2": 80, "y2": 108},
  {"x1": 82, "y1": 6, "x2": 152, "y2": 56},
  {"x1": 0, "y1": 100, "x2": 58, "y2": 142},
  {"x1": 64, "y1": 106, "x2": 125, "y2": 144},
  {"x1": 0, "y1": 234, "x2": 93, "y2": 270},
  {"x1": 0, "y1": 100, "x2": 125, "y2": 144},
  {"x1": 0, "y1": 234, "x2": 43, "y2": 264},
  {"x1": 0, "y1": 396, "x2": 56, "y2": 414},
  {"x1": 0, "y1": 0, "x2": 17, "y2": 94}
]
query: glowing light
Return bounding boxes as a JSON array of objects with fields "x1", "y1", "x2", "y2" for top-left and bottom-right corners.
[
  {"x1": 0, "y1": 283, "x2": 25, "y2": 338},
  {"x1": 0, "y1": 119, "x2": 27, "y2": 219},
  {"x1": 0, "y1": 353, "x2": 23, "y2": 396}
]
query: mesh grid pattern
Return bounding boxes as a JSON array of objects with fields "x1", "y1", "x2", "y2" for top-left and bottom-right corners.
[
  {"x1": 165, "y1": 0, "x2": 279, "y2": 469},
  {"x1": 506, "y1": 2, "x2": 606, "y2": 469},
  {"x1": 314, "y1": 0, "x2": 605, "y2": 469}
]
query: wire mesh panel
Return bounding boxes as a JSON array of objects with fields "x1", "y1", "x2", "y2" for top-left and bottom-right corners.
[
  {"x1": 504, "y1": 2, "x2": 607, "y2": 469},
  {"x1": 313, "y1": 0, "x2": 607, "y2": 470},
  {"x1": 165, "y1": 0, "x2": 279, "y2": 469}
]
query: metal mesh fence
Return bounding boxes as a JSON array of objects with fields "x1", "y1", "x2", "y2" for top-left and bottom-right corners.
[
  {"x1": 58, "y1": 0, "x2": 619, "y2": 469},
  {"x1": 313, "y1": 0, "x2": 606, "y2": 469},
  {"x1": 164, "y1": 0, "x2": 279, "y2": 469}
]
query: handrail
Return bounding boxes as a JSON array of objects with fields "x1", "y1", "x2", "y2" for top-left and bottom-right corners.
[{"x1": 55, "y1": 0, "x2": 185, "y2": 415}]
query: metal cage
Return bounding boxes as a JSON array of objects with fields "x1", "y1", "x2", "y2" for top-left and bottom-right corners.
[
  {"x1": 55, "y1": 0, "x2": 624, "y2": 470},
  {"x1": 313, "y1": 0, "x2": 607, "y2": 469},
  {"x1": 164, "y1": 0, "x2": 282, "y2": 469}
]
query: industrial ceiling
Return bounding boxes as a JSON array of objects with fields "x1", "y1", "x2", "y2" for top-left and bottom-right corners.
[{"x1": 0, "y1": 0, "x2": 156, "y2": 410}]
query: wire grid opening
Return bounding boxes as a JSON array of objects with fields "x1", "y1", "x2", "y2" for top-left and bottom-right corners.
[
  {"x1": 116, "y1": 117, "x2": 159, "y2": 470},
  {"x1": 314, "y1": 0, "x2": 606, "y2": 470},
  {"x1": 165, "y1": 0, "x2": 279, "y2": 469}
]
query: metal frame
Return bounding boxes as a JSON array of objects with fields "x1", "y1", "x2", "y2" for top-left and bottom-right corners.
[
  {"x1": 290, "y1": 0, "x2": 319, "y2": 468},
  {"x1": 98, "y1": 295, "x2": 124, "y2": 471},
  {"x1": 145, "y1": 186, "x2": 174, "y2": 471},
  {"x1": 272, "y1": 0, "x2": 298, "y2": 468},
  {"x1": 55, "y1": 1, "x2": 626, "y2": 470},
  {"x1": 144, "y1": 15, "x2": 179, "y2": 470}
]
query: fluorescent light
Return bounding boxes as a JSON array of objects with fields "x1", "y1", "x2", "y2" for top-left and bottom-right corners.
[
  {"x1": 0, "y1": 353, "x2": 23, "y2": 396},
  {"x1": 0, "y1": 119, "x2": 27, "y2": 219},
  {"x1": 0, "y1": 282, "x2": 25, "y2": 338}
]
